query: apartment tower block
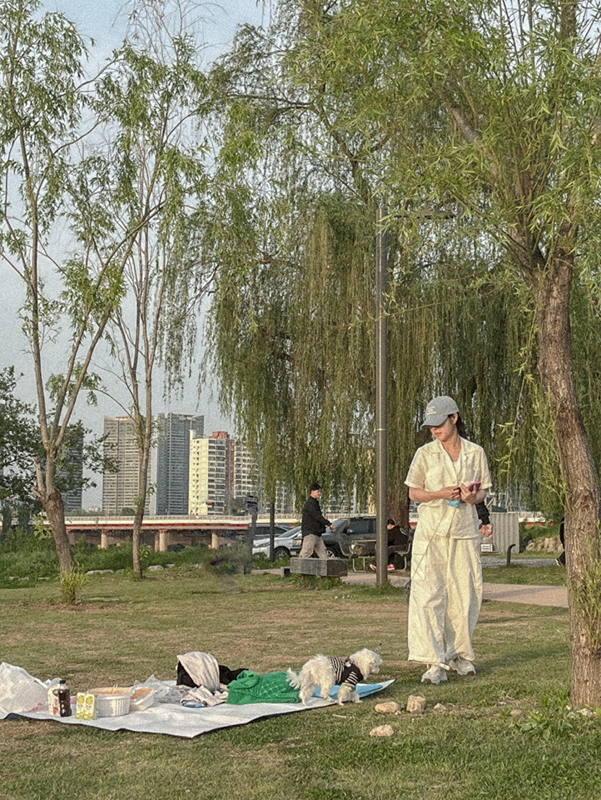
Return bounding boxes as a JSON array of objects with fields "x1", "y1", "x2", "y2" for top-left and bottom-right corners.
[{"x1": 155, "y1": 413, "x2": 204, "y2": 515}]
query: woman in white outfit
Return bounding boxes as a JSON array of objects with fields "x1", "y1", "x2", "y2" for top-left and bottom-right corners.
[{"x1": 404, "y1": 396, "x2": 492, "y2": 685}]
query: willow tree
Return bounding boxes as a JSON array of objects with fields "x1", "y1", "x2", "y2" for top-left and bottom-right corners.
[
  {"x1": 0, "y1": 0, "x2": 162, "y2": 574},
  {"x1": 329, "y1": 0, "x2": 601, "y2": 707},
  {"x1": 210, "y1": 0, "x2": 601, "y2": 704},
  {"x1": 206, "y1": 4, "x2": 539, "y2": 523},
  {"x1": 97, "y1": 0, "x2": 210, "y2": 577}
]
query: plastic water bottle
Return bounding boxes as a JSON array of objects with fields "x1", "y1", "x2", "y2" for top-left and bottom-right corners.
[{"x1": 57, "y1": 679, "x2": 72, "y2": 717}]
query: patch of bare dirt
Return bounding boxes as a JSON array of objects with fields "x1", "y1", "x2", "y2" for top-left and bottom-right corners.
[{"x1": 14, "y1": 601, "x2": 129, "y2": 613}]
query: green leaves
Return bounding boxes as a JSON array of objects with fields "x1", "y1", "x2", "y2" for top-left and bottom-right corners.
[
  {"x1": 203, "y1": 0, "x2": 601, "y2": 517},
  {"x1": 515, "y1": 692, "x2": 597, "y2": 740},
  {"x1": 0, "y1": 366, "x2": 41, "y2": 503}
]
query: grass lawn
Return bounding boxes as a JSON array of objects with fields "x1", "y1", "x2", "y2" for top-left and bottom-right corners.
[
  {"x1": 0, "y1": 568, "x2": 599, "y2": 800},
  {"x1": 481, "y1": 564, "x2": 567, "y2": 585}
]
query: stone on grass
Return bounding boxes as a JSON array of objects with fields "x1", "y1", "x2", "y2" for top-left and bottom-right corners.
[
  {"x1": 86, "y1": 569, "x2": 114, "y2": 575},
  {"x1": 509, "y1": 709, "x2": 524, "y2": 718},
  {"x1": 433, "y1": 703, "x2": 447, "y2": 713},
  {"x1": 375, "y1": 701, "x2": 400, "y2": 714},
  {"x1": 148, "y1": 565, "x2": 164, "y2": 572},
  {"x1": 406, "y1": 695, "x2": 427, "y2": 714},
  {"x1": 578, "y1": 708, "x2": 597, "y2": 718},
  {"x1": 370, "y1": 724, "x2": 394, "y2": 737}
]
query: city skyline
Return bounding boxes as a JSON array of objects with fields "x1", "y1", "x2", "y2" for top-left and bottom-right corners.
[
  {"x1": 93, "y1": 421, "x2": 263, "y2": 517},
  {"x1": 0, "y1": 0, "x2": 265, "y2": 508}
]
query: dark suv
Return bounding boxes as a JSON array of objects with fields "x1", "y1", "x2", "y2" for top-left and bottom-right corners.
[{"x1": 321, "y1": 516, "x2": 378, "y2": 558}]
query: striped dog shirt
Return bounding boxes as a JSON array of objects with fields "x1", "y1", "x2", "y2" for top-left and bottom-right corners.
[{"x1": 327, "y1": 656, "x2": 364, "y2": 688}]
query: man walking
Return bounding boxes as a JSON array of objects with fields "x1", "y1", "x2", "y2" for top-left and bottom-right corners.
[{"x1": 299, "y1": 483, "x2": 336, "y2": 558}]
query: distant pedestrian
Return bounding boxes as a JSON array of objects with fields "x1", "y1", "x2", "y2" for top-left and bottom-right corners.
[{"x1": 299, "y1": 483, "x2": 336, "y2": 558}]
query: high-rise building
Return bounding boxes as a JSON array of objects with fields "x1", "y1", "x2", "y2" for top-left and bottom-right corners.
[
  {"x1": 102, "y1": 416, "x2": 150, "y2": 516},
  {"x1": 232, "y1": 441, "x2": 258, "y2": 504},
  {"x1": 155, "y1": 413, "x2": 204, "y2": 515},
  {"x1": 58, "y1": 425, "x2": 84, "y2": 512},
  {"x1": 188, "y1": 431, "x2": 234, "y2": 515},
  {"x1": 273, "y1": 482, "x2": 295, "y2": 515}
]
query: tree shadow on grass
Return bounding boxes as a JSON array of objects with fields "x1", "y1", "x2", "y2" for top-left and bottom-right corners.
[{"x1": 477, "y1": 642, "x2": 569, "y2": 674}]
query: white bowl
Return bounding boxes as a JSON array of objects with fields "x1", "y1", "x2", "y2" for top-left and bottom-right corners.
[{"x1": 88, "y1": 687, "x2": 132, "y2": 717}]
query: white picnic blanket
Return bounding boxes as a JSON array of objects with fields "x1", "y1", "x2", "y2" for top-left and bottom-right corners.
[{"x1": 0, "y1": 663, "x2": 394, "y2": 739}]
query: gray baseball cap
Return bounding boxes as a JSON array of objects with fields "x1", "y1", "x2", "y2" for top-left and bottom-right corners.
[{"x1": 422, "y1": 396, "x2": 459, "y2": 427}]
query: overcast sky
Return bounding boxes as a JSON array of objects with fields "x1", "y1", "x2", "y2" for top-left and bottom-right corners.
[{"x1": 0, "y1": 0, "x2": 269, "y2": 506}]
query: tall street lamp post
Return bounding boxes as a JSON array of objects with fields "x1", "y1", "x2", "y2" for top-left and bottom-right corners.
[{"x1": 375, "y1": 206, "x2": 389, "y2": 586}]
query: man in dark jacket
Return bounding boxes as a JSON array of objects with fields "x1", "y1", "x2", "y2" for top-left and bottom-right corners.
[{"x1": 299, "y1": 483, "x2": 336, "y2": 558}]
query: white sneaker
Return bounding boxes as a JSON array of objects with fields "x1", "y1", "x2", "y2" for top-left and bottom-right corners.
[
  {"x1": 448, "y1": 657, "x2": 475, "y2": 676},
  {"x1": 421, "y1": 665, "x2": 448, "y2": 685}
]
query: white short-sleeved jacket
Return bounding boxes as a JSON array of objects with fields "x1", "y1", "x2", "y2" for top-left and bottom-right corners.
[{"x1": 404, "y1": 438, "x2": 492, "y2": 540}]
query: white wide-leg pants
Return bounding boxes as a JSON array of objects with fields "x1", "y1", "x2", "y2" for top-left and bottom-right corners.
[{"x1": 408, "y1": 533, "x2": 482, "y2": 665}]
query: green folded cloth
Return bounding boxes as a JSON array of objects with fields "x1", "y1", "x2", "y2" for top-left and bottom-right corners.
[{"x1": 227, "y1": 670, "x2": 301, "y2": 705}]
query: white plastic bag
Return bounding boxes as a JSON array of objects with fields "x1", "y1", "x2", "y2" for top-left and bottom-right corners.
[
  {"x1": 0, "y1": 662, "x2": 49, "y2": 714},
  {"x1": 133, "y1": 675, "x2": 183, "y2": 704}
]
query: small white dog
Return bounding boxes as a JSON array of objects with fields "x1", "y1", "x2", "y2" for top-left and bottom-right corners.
[{"x1": 287, "y1": 648, "x2": 383, "y2": 706}]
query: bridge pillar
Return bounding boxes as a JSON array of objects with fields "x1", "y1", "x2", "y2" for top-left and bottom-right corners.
[
  {"x1": 158, "y1": 528, "x2": 169, "y2": 552},
  {"x1": 211, "y1": 533, "x2": 230, "y2": 548},
  {"x1": 100, "y1": 532, "x2": 109, "y2": 549}
]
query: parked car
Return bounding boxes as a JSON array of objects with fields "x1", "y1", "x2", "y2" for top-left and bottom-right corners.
[
  {"x1": 285, "y1": 519, "x2": 377, "y2": 559},
  {"x1": 321, "y1": 516, "x2": 377, "y2": 558},
  {"x1": 252, "y1": 526, "x2": 303, "y2": 559},
  {"x1": 323, "y1": 516, "x2": 413, "y2": 565},
  {"x1": 263, "y1": 516, "x2": 379, "y2": 559},
  {"x1": 251, "y1": 523, "x2": 292, "y2": 542},
  {"x1": 253, "y1": 516, "x2": 411, "y2": 561}
]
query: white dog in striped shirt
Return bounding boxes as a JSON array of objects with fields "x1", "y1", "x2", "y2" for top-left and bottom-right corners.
[{"x1": 287, "y1": 648, "x2": 383, "y2": 706}]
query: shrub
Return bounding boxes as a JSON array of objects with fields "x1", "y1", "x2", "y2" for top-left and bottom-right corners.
[
  {"x1": 1, "y1": 525, "x2": 44, "y2": 553},
  {"x1": 0, "y1": 533, "x2": 58, "y2": 582},
  {"x1": 514, "y1": 692, "x2": 600, "y2": 739},
  {"x1": 252, "y1": 553, "x2": 290, "y2": 570},
  {"x1": 60, "y1": 569, "x2": 89, "y2": 604},
  {"x1": 73, "y1": 539, "x2": 153, "y2": 573}
]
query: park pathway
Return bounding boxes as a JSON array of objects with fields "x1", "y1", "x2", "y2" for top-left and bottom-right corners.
[
  {"x1": 340, "y1": 572, "x2": 568, "y2": 607},
  {"x1": 256, "y1": 556, "x2": 569, "y2": 607}
]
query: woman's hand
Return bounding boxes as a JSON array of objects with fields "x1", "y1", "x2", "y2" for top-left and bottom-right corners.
[
  {"x1": 460, "y1": 483, "x2": 480, "y2": 504},
  {"x1": 409, "y1": 485, "x2": 461, "y2": 503},
  {"x1": 439, "y1": 485, "x2": 461, "y2": 501},
  {"x1": 480, "y1": 524, "x2": 493, "y2": 539}
]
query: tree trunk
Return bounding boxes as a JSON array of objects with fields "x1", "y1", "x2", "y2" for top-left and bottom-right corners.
[
  {"x1": 535, "y1": 254, "x2": 601, "y2": 707},
  {"x1": 45, "y1": 490, "x2": 74, "y2": 575},
  {"x1": 132, "y1": 507, "x2": 144, "y2": 579},
  {"x1": 388, "y1": 487, "x2": 410, "y2": 530},
  {"x1": 132, "y1": 445, "x2": 150, "y2": 580}
]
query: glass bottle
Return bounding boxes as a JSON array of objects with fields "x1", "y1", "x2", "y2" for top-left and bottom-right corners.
[{"x1": 57, "y1": 679, "x2": 72, "y2": 717}]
